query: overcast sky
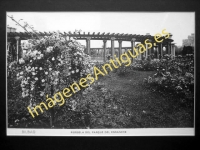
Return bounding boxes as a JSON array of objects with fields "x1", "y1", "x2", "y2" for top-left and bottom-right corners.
[{"x1": 7, "y1": 12, "x2": 195, "y2": 47}]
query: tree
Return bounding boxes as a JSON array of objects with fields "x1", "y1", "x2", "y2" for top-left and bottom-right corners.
[{"x1": 182, "y1": 46, "x2": 194, "y2": 56}]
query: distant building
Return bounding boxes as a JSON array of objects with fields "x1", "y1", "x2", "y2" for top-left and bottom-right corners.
[
  {"x1": 182, "y1": 33, "x2": 195, "y2": 47},
  {"x1": 7, "y1": 27, "x2": 16, "y2": 32}
]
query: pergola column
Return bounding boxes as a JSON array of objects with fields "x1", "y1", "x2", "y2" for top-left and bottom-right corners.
[
  {"x1": 148, "y1": 40, "x2": 152, "y2": 60},
  {"x1": 131, "y1": 38, "x2": 136, "y2": 62},
  {"x1": 171, "y1": 43, "x2": 175, "y2": 59},
  {"x1": 168, "y1": 42, "x2": 171, "y2": 55},
  {"x1": 159, "y1": 43, "x2": 163, "y2": 59},
  {"x1": 171, "y1": 43, "x2": 173, "y2": 56},
  {"x1": 15, "y1": 36, "x2": 20, "y2": 62},
  {"x1": 137, "y1": 46, "x2": 141, "y2": 60},
  {"x1": 173, "y1": 44, "x2": 176, "y2": 58},
  {"x1": 103, "y1": 40, "x2": 107, "y2": 62},
  {"x1": 155, "y1": 45, "x2": 159, "y2": 59},
  {"x1": 86, "y1": 37, "x2": 91, "y2": 55},
  {"x1": 118, "y1": 40, "x2": 122, "y2": 59},
  {"x1": 111, "y1": 37, "x2": 115, "y2": 58},
  {"x1": 145, "y1": 43, "x2": 148, "y2": 60},
  {"x1": 125, "y1": 48, "x2": 127, "y2": 53}
]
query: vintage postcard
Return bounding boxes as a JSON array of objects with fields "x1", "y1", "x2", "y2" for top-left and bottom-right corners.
[{"x1": 6, "y1": 12, "x2": 195, "y2": 136}]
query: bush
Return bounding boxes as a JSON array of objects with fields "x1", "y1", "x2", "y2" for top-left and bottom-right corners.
[
  {"x1": 7, "y1": 32, "x2": 94, "y2": 128},
  {"x1": 143, "y1": 54, "x2": 194, "y2": 107}
]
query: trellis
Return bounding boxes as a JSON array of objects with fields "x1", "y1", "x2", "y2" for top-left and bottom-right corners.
[{"x1": 7, "y1": 31, "x2": 175, "y2": 62}]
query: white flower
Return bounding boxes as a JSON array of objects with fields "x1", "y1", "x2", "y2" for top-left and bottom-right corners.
[
  {"x1": 37, "y1": 56, "x2": 41, "y2": 60},
  {"x1": 22, "y1": 92, "x2": 26, "y2": 98},
  {"x1": 71, "y1": 70, "x2": 74, "y2": 74},
  {"x1": 69, "y1": 67, "x2": 71, "y2": 69},
  {"x1": 40, "y1": 54, "x2": 44, "y2": 57},
  {"x1": 68, "y1": 72, "x2": 71, "y2": 76},
  {"x1": 31, "y1": 67, "x2": 35, "y2": 72},
  {"x1": 20, "y1": 71, "x2": 23, "y2": 75},
  {"x1": 46, "y1": 46, "x2": 53, "y2": 53},
  {"x1": 45, "y1": 72, "x2": 48, "y2": 75},
  {"x1": 52, "y1": 57, "x2": 55, "y2": 61},
  {"x1": 40, "y1": 92, "x2": 44, "y2": 96},
  {"x1": 49, "y1": 68, "x2": 52, "y2": 71},
  {"x1": 30, "y1": 60, "x2": 32, "y2": 62},
  {"x1": 42, "y1": 79, "x2": 45, "y2": 82},
  {"x1": 35, "y1": 77, "x2": 38, "y2": 81},
  {"x1": 19, "y1": 58, "x2": 25, "y2": 64},
  {"x1": 76, "y1": 69, "x2": 79, "y2": 72},
  {"x1": 39, "y1": 67, "x2": 42, "y2": 70},
  {"x1": 27, "y1": 77, "x2": 30, "y2": 80}
]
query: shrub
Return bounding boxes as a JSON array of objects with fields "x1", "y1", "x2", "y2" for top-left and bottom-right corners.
[
  {"x1": 7, "y1": 32, "x2": 94, "y2": 128},
  {"x1": 144, "y1": 54, "x2": 194, "y2": 107}
]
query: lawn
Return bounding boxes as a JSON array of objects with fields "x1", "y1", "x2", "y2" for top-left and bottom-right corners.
[{"x1": 97, "y1": 70, "x2": 194, "y2": 128}]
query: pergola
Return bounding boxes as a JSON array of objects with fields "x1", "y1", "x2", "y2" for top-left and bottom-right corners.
[{"x1": 7, "y1": 31, "x2": 175, "y2": 62}]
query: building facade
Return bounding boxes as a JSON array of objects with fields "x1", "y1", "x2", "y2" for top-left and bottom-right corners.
[{"x1": 182, "y1": 33, "x2": 195, "y2": 47}]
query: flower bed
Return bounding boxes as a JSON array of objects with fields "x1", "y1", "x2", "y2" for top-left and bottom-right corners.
[{"x1": 143, "y1": 54, "x2": 194, "y2": 107}]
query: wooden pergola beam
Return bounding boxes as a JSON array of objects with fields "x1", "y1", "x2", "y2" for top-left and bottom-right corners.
[{"x1": 7, "y1": 31, "x2": 174, "y2": 44}]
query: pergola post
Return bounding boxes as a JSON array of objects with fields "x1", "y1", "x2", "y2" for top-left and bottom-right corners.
[
  {"x1": 138, "y1": 47, "x2": 141, "y2": 60},
  {"x1": 168, "y1": 42, "x2": 171, "y2": 55},
  {"x1": 103, "y1": 40, "x2": 107, "y2": 62},
  {"x1": 160, "y1": 43, "x2": 163, "y2": 59},
  {"x1": 111, "y1": 37, "x2": 115, "y2": 59},
  {"x1": 171, "y1": 43, "x2": 175, "y2": 59},
  {"x1": 15, "y1": 36, "x2": 20, "y2": 62},
  {"x1": 131, "y1": 38, "x2": 136, "y2": 62},
  {"x1": 173, "y1": 44, "x2": 176, "y2": 58},
  {"x1": 145, "y1": 43, "x2": 148, "y2": 60},
  {"x1": 86, "y1": 37, "x2": 91, "y2": 55},
  {"x1": 155, "y1": 45, "x2": 159, "y2": 59},
  {"x1": 118, "y1": 40, "x2": 122, "y2": 59},
  {"x1": 125, "y1": 48, "x2": 127, "y2": 53},
  {"x1": 148, "y1": 39, "x2": 152, "y2": 60},
  {"x1": 170, "y1": 43, "x2": 173, "y2": 56}
]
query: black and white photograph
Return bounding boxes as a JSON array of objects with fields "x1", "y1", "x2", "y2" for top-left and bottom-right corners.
[{"x1": 6, "y1": 12, "x2": 195, "y2": 136}]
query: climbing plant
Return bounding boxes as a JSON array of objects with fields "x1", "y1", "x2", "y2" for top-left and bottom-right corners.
[{"x1": 7, "y1": 16, "x2": 94, "y2": 127}]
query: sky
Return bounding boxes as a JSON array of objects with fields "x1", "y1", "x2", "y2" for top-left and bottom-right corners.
[{"x1": 7, "y1": 12, "x2": 195, "y2": 47}]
